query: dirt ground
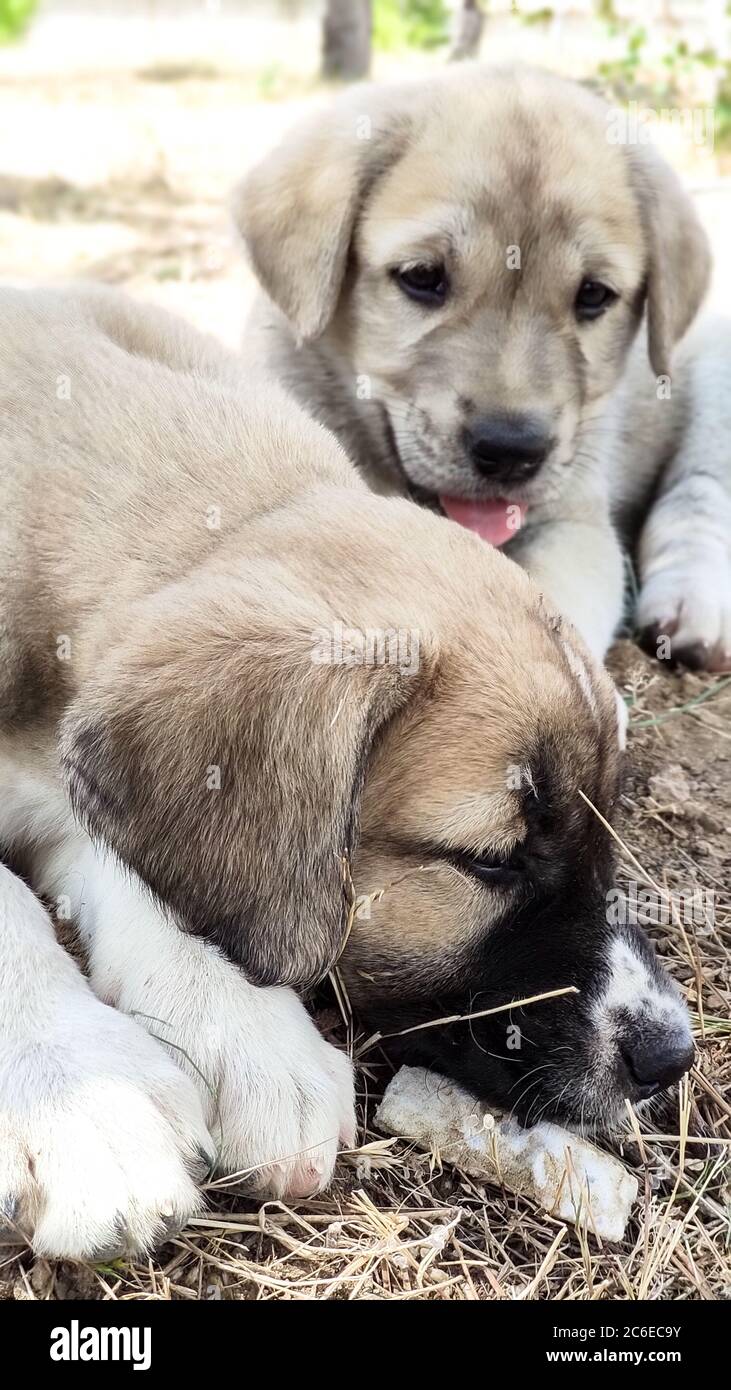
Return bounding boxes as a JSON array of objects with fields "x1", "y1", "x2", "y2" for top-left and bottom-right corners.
[{"x1": 0, "y1": 5, "x2": 729, "y2": 1301}]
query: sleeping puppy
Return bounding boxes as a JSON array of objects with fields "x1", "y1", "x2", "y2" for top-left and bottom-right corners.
[
  {"x1": 234, "y1": 63, "x2": 731, "y2": 670},
  {"x1": 0, "y1": 284, "x2": 692, "y2": 1260}
]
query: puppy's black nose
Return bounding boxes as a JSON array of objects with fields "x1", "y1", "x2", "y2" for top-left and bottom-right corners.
[
  {"x1": 465, "y1": 414, "x2": 554, "y2": 481},
  {"x1": 621, "y1": 1035, "x2": 695, "y2": 1096}
]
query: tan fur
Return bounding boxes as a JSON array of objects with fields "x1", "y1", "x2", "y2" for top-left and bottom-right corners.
[{"x1": 0, "y1": 282, "x2": 619, "y2": 1001}]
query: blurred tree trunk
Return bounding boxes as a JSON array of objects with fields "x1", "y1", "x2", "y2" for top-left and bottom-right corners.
[
  {"x1": 322, "y1": 0, "x2": 372, "y2": 81},
  {"x1": 450, "y1": 0, "x2": 485, "y2": 63}
]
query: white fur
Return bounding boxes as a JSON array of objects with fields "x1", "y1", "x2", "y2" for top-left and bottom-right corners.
[
  {"x1": 0, "y1": 752, "x2": 355, "y2": 1255},
  {"x1": 637, "y1": 505, "x2": 731, "y2": 664},
  {"x1": 592, "y1": 936, "x2": 691, "y2": 1042},
  {"x1": 520, "y1": 319, "x2": 731, "y2": 674},
  {"x1": 57, "y1": 843, "x2": 355, "y2": 1198},
  {"x1": 584, "y1": 317, "x2": 731, "y2": 670},
  {"x1": 508, "y1": 488, "x2": 626, "y2": 664},
  {"x1": 0, "y1": 862, "x2": 211, "y2": 1260},
  {"x1": 614, "y1": 691, "x2": 628, "y2": 751},
  {"x1": 560, "y1": 638, "x2": 599, "y2": 717}
]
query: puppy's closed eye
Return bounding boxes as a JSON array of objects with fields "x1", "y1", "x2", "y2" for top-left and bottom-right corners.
[
  {"x1": 466, "y1": 853, "x2": 523, "y2": 884},
  {"x1": 450, "y1": 848, "x2": 525, "y2": 887}
]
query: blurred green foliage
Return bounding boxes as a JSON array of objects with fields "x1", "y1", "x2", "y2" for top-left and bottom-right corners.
[
  {"x1": 597, "y1": 24, "x2": 720, "y2": 99},
  {"x1": 716, "y1": 67, "x2": 731, "y2": 148},
  {"x1": 595, "y1": 22, "x2": 729, "y2": 149},
  {"x1": 0, "y1": 0, "x2": 37, "y2": 44},
  {"x1": 600, "y1": 26, "x2": 718, "y2": 98},
  {"x1": 520, "y1": 6, "x2": 554, "y2": 24},
  {"x1": 373, "y1": 0, "x2": 450, "y2": 53},
  {"x1": 596, "y1": 26, "x2": 651, "y2": 100}
]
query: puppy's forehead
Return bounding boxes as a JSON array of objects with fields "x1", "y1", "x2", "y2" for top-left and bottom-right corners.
[{"x1": 360, "y1": 77, "x2": 643, "y2": 281}]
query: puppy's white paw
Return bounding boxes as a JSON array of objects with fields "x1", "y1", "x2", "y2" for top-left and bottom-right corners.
[
  {"x1": 637, "y1": 559, "x2": 731, "y2": 672},
  {"x1": 110, "y1": 940, "x2": 355, "y2": 1200},
  {"x1": 209, "y1": 986, "x2": 355, "y2": 1199},
  {"x1": 0, "y1": 1001, "x2": 213, "y2": 1260}
]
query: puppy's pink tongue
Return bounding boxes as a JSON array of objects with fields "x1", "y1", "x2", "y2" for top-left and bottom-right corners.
[{"x1": 439, "y1": 496, "x2": 526, "y2": 548}]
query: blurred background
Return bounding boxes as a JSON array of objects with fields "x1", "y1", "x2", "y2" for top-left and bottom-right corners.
[{"x1": 0, "y1": 0, "x2": 728, "y2": 346}]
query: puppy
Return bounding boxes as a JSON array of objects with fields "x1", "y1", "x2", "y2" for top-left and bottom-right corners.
[
  {"x1": 0, "y1": 284, "x2": 692, "y2": 1260},
  {"x1": 235, "y1": 63, "x2": 730, "y2": 669}
]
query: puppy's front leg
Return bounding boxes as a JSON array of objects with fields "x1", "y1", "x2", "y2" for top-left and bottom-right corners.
[
  {"x1": 636, "y1": 460, "x2": 731, "y2": 671},
  {"x1": 507, "y1": 510, "x2": 625, "y2": 664},
  {"x1": 0, "y1": 862, "x2": 212, "y2": 1259},
  {"x1": 67, "y1": 843, "x2": 355, "y2": 1199}
]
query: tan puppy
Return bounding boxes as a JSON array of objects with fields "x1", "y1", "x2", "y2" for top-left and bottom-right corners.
[
  {"x1": 235, "y1": 64, "x2": 731, "y2": 668},
  {"x1": 0, "y1": 285, "x2": 692, "y2": 1260}
]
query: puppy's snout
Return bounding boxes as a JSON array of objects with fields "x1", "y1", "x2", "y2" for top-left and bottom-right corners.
[
  {"x1": 464, "y1": 413, "x2": 554, "y2": 482},
  {"x1": 620, "y1": 1031, "x2": 695, "y2": 1098}
]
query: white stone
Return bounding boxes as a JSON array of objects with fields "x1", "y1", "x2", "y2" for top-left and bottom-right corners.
[{"x1": 375, "y1": 1066, "x2": 638, "y2": 1242}]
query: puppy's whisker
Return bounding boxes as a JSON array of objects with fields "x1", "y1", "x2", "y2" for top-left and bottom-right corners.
[{"x1": 507, "y1": 1062, "x2": 553, "y2": 1095}]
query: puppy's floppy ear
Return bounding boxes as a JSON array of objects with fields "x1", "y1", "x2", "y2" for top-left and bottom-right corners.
[
  {"x1": 232, "y1": 86, "x2": 415, "y2": 341},
  {"x1": 60, "y1": 581, "x2": 430, "y2": 990},
  {"x1": 626, "y1": 143, "x2": 711, "y2": 377}
]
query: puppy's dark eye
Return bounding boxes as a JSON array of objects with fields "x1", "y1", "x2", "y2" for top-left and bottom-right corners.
[
  {"x1": 575, "y1": 279, "x2": 617, "y2": 321},
  {"x1": 393, "y1": 263, "x2": 448, "y2": 306}
]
